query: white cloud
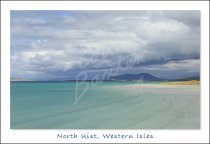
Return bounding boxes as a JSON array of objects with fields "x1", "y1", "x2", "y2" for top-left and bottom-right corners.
[{"x1": 10, "y1": 11, "x2": 200, "y2": 80}]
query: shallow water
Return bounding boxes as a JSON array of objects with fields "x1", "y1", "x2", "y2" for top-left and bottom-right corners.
[{"x1": 10, "y1": 81, "x2": 200, "y2": 129}]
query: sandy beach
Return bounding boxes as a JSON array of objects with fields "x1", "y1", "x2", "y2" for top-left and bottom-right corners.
[
  {"x1": 11, "y1": 82, "x2": 200, "y2": 129},
  {"x1": 99, "y1": 83, "x2": 200, "y2": 129}
]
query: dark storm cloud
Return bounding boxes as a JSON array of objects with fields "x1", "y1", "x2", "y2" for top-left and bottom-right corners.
[{"x1": 11, "y1": 11, "x2": 200, "y2": 80}]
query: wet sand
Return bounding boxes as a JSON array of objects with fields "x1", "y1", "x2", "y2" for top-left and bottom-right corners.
[{"x1": 101, "y1": 84, "x2": 200, "y2": 129}]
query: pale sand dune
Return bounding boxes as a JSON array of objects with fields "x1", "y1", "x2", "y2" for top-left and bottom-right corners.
[{"x1": 160, "y1": 80, "x2": 200, "y2": 85}]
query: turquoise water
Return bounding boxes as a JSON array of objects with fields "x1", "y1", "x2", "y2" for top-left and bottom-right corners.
[{"x1": 10, "y1": 81, "x2": 200, "y2": 129}]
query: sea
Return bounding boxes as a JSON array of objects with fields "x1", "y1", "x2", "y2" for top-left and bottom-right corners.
[{"x1": 10, "y1": 81, "x2": 200, "y2": 129}]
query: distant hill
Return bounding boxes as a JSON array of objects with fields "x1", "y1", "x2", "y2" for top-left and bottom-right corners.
[
  {"x1": 169, "y1": 76, "x2": 200, "y2": 81},
  {"x1": 110, "y1": 73, "x2": 200, "y2": 81},
  {"x1": 10, "y1": 77, "x2": 32, "y2": 81},
  {"x1": 110, "y1": 73, "x2": 165, "y2": 81}
]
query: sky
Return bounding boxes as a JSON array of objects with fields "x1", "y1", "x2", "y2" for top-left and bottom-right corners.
[{"x1": 10, "y1": 10, "x2": 200, "y2": 80}]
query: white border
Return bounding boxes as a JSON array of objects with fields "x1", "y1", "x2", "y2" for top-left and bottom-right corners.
[{"x1": 1, "y1": 1, "x2": 209, "y2": 143}]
